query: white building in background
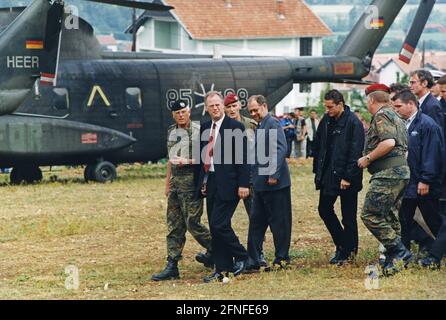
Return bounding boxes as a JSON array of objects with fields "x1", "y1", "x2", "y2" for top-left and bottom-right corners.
[
  {"x1": 127, "y1": 0, "x2": 332, "y2": 115},
  {"x1": 372, "y1": 52, "x2": 446, "y2": 86}
]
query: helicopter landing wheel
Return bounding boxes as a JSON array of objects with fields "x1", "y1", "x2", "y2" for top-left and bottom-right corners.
[
  {"x1": 10, "y1": 165, "x2": 43, "y2": 185},
  {"x1": 84, "y1": 164, "x2": 95, "y2": 182},
  {"x1": 88, "y1": 161, "x2": 117, "y2": 183}
]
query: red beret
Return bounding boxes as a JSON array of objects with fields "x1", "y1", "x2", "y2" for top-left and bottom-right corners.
[
  {"x1": 365, "y1": 83, "x2": 391, "y2": 95},
  {"x1": 224, "y1": 93, "x2": 239, "y2": 106}
]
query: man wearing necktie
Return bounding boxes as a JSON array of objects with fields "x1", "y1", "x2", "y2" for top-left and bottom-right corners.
[{"x1": 197, "y1": 91, "x2": 250, "y2": 283}]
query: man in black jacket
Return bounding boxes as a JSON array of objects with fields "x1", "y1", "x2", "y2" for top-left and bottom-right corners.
[
  {"x1": 197, "y1": 91, "x2": 250, "y2": 283},
  {"x1": 313, "y1": 90, "x2": 365, "y2": 264}
]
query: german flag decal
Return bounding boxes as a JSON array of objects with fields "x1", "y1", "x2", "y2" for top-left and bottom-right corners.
[
  {"x1": 26, "y1": 40, "x2": 44, "y2": 50},
  {"x1": 370, "y1": 17, "x2": 384, "y2": 29}
]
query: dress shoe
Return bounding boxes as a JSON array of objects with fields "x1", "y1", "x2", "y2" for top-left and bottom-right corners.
[
  {"x1": 151, "y1": 257, "x2": 179, "y2": 281},
  {"x1": 259, "y1": 253, "x2": 268, "y2": 268},
  {"x1": 419, "y1": 254, "x2": 441, "y2": 270},
  {"x1": 233, "y1": 259, "x2": 247, "y2": 276},
  {"x1": 244, "y1": 263, "x2": 260, "y2": 273},
  {"x1": 272, "y1": 258, "x2": 290, "y2": 270},
  {"x1": 195, "y1": 252, "x2": 214, "y2": 269},
  {"x1": 383, "y1": 242, "x2": 413, "y2": 277},
  {"x1": 203, "y1": 271, "x2": 225, "y2": 283},
  {"x1": 329, "y1": 248, "x2": 342, "y2": 264},
  {"x1": 336, "y1": 250, "x2": 356, "y2": 266}
]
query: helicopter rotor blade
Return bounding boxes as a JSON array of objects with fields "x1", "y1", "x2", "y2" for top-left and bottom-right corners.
[
  {"x1": 84, "y1": 0, "x2": 174, "y2": 11},
  {"x1": 399, "y1": 0, "x2": 436, "y2": 64},
  {"x1": 39, "y1": 0, "x2": 64, "y2": 87}
]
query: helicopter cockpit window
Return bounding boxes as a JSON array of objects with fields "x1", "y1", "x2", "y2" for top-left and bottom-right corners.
[
  {"x1": 53, "y1": 88, "x2": 69, "y2": 111},
  {"x1": 126, "y1": 87, "x2": 142, "y2": 110}
]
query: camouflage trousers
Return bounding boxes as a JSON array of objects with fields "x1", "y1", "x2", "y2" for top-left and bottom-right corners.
[
  {"x1": 166, "y1": 188, "x2": 212, "y2": 261},
  {"x1": 361, "y1": 169, "x2": 409, "y2": 250}
]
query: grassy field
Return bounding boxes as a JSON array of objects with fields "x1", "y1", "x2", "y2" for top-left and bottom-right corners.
[{"x1": 0, "y1": 160, "x2": 445, "y2": 300}]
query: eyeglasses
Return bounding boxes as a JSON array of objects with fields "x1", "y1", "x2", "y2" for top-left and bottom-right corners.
[{"x1": 409, "y1": 80, "x2": 419, "y2": 85}]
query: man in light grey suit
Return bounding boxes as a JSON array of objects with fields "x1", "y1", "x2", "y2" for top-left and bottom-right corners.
[{"x1": 246, "y1": 95, "x2": 292, "y2": 270}]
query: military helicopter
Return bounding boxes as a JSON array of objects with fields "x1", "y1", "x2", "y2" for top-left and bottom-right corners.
[{"x1": 0, "y1": 0, "x2": 435, "y2": 184}]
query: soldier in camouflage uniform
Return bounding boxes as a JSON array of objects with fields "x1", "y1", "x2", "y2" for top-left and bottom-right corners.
[
  {"x1": 223, "y1": 93, "x2": 268, "y2": 268},
  {"x1": 357, "y1": 84, "x2": 413, "y2": 276},
  {"x1": 152, "y1": 100, "x2": 212, "y2": 281}
]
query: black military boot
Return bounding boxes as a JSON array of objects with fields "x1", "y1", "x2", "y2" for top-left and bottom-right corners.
[
  {"x1": 419, "y1": 254, "x2": 441, "y2": 270},
  {"x1": 151, "y1": 257, "x2": 180, "y2": 281},
  {"x1": 259, "y1": 252, "x2": 268, "y2": 268},
  {"x1": 383, "y1": 242, "x2": 413, "y2": 276},
  {"x1": 378, "y1": 243, "x2": 387, "y2": 267}
]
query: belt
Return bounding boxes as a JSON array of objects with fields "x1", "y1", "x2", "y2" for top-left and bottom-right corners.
[
  {"x1": 368, "y1": 155, "x2": 407, "y2": 175},
  {"x1": 172, "y1": 167, "x2": 194, "y2": 176}
]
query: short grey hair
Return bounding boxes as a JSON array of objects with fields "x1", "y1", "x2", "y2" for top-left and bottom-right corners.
[
  {"x1": 204, "y1": 91, "x2": 224, "y2": 106},
  {"x1": 248, "y1": 95, "x2": 268, "y2": 106}
]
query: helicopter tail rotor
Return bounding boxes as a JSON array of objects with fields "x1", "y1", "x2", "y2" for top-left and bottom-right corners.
[{"x1": 399, "y1": 0, "x2": 436, "y2": 64}]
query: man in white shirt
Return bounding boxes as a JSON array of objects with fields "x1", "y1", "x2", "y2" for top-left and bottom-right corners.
[
  {"x1": 410, "y1": 70, "x2": 443, "y2": 130},
  {"x1": 197, "y1": 91, "x2": 250, "y2": 283}
]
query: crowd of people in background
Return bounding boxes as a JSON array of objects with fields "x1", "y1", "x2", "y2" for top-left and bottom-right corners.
[{"x1": 279, "y1": 103, "x2": 373, "y2": 159}]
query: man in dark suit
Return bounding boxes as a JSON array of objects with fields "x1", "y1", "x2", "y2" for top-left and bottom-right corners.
[
  {"x1": 439, "y1": 76, "x2": 446, "y2": 107},
  {"x1": 438, "y1": 76, "x2": 446, "y2": 140},
  {"x1": 246, "y1": 95, "x2": 292, "y2": 270},
  {"x1": 197, "y1": 91, "x2": 250, "y2": 283},
  {"x1": 410, "y1": 70, "x2": 443, "y2": 129},
  {"x1": 393, "y1": 90, "x2": 446, "y2": 269},
  {"x1": 409, "y1": 69, "x2": 444, "y2": 252}
]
